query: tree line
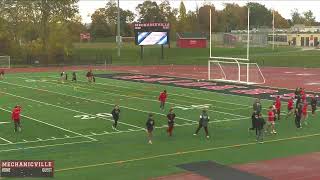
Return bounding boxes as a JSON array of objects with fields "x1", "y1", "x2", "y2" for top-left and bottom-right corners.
[
  {"x1": 91, "y1": 0, "x2": 319, "y2": 39},
  {"x1": 0, "y1": 0, "x2": 319, "y2": 64}
]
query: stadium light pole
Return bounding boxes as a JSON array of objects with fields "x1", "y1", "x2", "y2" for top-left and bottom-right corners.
[{"x1": 117, "y1": 0, "x2": 121, "y2": 57}]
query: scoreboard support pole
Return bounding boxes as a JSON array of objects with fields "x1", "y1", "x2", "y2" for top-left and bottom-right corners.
[
  {"x1": 140, "y1": 45, "x2": 144, "y2": 61},
  {"x1": 161, "y1": 45, "x2": 164, "y2": 61}
]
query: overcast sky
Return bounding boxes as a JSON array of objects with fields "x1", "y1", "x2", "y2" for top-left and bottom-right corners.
[{"x1": 78, "y1": 0, "x2": 320, "y2": 24}]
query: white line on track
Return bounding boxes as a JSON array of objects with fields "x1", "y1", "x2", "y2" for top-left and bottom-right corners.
[{"x1": 0, "y1": 107, "x2": 98, "y2": 142}]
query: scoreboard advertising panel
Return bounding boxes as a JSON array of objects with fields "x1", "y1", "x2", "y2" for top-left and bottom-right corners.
[
  {"x1": 134, "y1": 22, "x2": 170, "y2": 45},
  {"x1": 0, "y1": 160, "x2": 54, "y2": 178}
]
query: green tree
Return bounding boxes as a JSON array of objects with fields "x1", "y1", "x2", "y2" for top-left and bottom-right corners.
[
  {"x1": 198, "y1": 4, "x2": 218, "y2": 32},
  {"x1": 218, "y1": 3, "x2": 247, "y2": 32},
  {"x1": 291, "y1": 9, "x2": 305, "y2": 25},
  {"x1": 177, "y1": 1, "x2": 187, "y2": 31},
  {"x1": 136, "y1": 0, "x2": 164, "y2": 22},
  {"x1": 247, "y1": 2, "x2": 272, "y2": 28},
  {"x1": 303, "y1": 10, "x2": 316, "y2": 26},
  {"x1": 273, "y1": 11, "x2": 290, "y2": 28}
]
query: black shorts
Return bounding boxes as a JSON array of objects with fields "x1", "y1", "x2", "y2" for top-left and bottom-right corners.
[
  {"x1": 288, "y1": 107, "x2": 293, "y2": 111},
  {"x1": 147, "y1": 128, "x2": 153, "y2": 133}
]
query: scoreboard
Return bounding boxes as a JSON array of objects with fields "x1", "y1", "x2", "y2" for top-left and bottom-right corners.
[
  {"x1": 134, "y1": 22, "x2": 170, "y2": 45},
  {"x1": 0, "y1": 160, "x2": 54, "y2": 178}
]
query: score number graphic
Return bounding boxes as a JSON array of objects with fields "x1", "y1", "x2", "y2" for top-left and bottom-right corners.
[{"x1": 0, "y1": 160, "x2": 54, "y2": 178}]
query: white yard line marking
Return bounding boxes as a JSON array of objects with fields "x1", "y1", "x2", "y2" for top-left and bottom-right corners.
[
  {"x1": 2, "y1": 80, "x2": 199, "y2": 124},
  {"x1": 0, "y1": 136, "x2": 86, "y2": 146},
  {"x1": 0, "y1": 107, "x2": 98, "y2": 142},
  {"x1": 40, "y1": 78, "x2": 246, "y2": 118},
  {"x1": 0, "y1": 137, "x2": 13, "y2": 144},
  {"x1": 0, "y1": 90, "x2": 144, "y2": 130},
  {"x1": 55, "y1": 132, "x2": 320, "y2": 172},
  {"x1": 37, "y1": 138, "x2": 43, "y2": 141},
  {"x1": 0, "y1": 140, "x2": 94, "y2": 153},
  {"x1": 0, "y1": 122, "x2": 10, "y2": 125}
]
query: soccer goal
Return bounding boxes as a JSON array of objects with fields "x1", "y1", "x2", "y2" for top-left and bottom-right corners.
[
  {"x1": 208, "y1": 57, "x2": 265, "y2": 85},
  {"x1": 207, "y1": 7, "x2": 265, "y2": 85},
  {"x1": 0, "y1": 56, "x2": 11, "y2": 69}
]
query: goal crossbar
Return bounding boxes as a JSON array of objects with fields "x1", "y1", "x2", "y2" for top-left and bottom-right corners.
[{"x1": 208, "y1": 59, "x2": 265, "y2": 85}]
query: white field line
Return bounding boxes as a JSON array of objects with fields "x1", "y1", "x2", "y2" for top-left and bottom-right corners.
[
  {"x1": 0, "y1": 140, "x2": 94, "y2": 153},
  {"x1": 0, "y1": 116, "x2": 249, "y2": 146},
  {"x1": 0, "y1": 135, "x2": 83, "y2": 146},
  {"x1": 0, "y1": 107, "x2": 98, "y2": 142},
  {"x1": 0, "y1": 90, "x2": 144, "y2": 130},
  {"x1": 92, "y1": 76, "x2": 251, "y2": 106},
  {"x1": 55, "y1": 132, "x2": 320, "y2": 172},
  {"x1": 40, "y1": 79, "x2": 246, "y2": 118},
  {"x1": 1, "y1": 80, "x2": 198, "y2": 124},
  {"x1": 0, "y1": 137, "x2": 13, "y2": 144},
  {"x1": 41, "y1": 75, "x2": 250, "y2": 108},
  {"x1": 0, "y1": 122, "x2": 10, "y2": 125}
]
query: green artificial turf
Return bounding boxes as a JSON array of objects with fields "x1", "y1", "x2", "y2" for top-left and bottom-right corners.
[{"x1": 0, "y1": 71, "x2": 319, "y2": 180}]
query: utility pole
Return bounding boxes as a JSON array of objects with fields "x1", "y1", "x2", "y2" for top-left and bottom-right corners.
[{"x1": 117, "y1": 0, "x2": 121, "y2": 56}]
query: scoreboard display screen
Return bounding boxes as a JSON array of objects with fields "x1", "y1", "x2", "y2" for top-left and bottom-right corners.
[
  {"x1": 0, "y1": 160, "x2": 54, "y2": 178},
  {"x1": 134, "y1": 22, "x2": 170, "y2": 45}
]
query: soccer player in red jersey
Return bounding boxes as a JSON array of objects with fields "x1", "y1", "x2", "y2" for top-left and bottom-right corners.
[
  {"x1": 166, "y1": 108, "x2": 176, "y2": 137},
  {"x1": 158, "y1": 90, "x2": 167, "y2": 111},
  {"x1": 286, "y1": 97, "x2": 295, "y2": 119},
  {"x1": 0, "y1": 69, "x2": 4, "y2": 80},
  {"x1": 11, "y1": 105, "x2": 22, "y2": 132},
  {"x1": 275, "y1": 96, "x2": 281, "y2": 120},
  {"x1": 302, "y1": 101, "x2": 308, "y2": 125},
  {"x1": 266, "y1": 106, "x2": 276, "y2": 134}
]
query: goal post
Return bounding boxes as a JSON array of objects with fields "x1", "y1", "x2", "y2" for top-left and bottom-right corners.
[
  {"x1": 208, "y1": 58, "x2": 265, "y2": 85},
  {"x1": 0, "y1": 56, "x2": 11, "y2": 69}
]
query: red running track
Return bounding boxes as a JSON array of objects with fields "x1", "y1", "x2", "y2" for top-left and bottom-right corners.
[
  {"x1": 4, "y1": 65, "x2": 320, "y2": 92},
  {"x1": 233, "y1": 152, "x2": 320, "y2": 180},
  {"x1": 107, "y1": 65, "x2": 320, "y2": 92}
]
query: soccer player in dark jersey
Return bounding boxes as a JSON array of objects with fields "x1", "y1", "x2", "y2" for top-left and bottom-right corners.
[
  {"x1": 86, "y1": 70, "x2": 93, "y2": 82},
  {"x1": 11, "y1": 105, "x2": 22, "y2": 132},
  {"x1": 166, "y1": 108, "x2": 176, "y2": 137},
  {"x1": 146, "y1": 114, "x2": 155, "y2": 144},
  {"x1": 72, "y1": 72, "x2": 77, "y2": 82},
  {"x1": 60, "y1": 71, "x2": 66, "y2": 82},
  {"x1": 256, "y1": 113, "x2": 266, "y2": 144},
  {"x1": 111, "y1": 105, "x2": 120, "y2": 130},
  {"x1": 311, "y1": 95, "x2": 318, "y2": 116},
  {"x1": 295, "y1": 102, "x2": 303, "y2": 128},
  {"x1": 250, "y1": 98, "x2": 261, "y2": 131},
  {"x1": 193, "y1": 109, "x2": 210, "y2": 139}
]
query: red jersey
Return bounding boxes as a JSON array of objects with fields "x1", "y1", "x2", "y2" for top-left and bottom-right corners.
[
  {"x1": 288, "y1": 99, "x2": 294, "y2": 109},
  {"x1": 158, "y1": 92, "x2": 167, "y2": 102},
  {"x1": 275, "y1": 98, "x2": 281, "y2": 110},
  {"x1": 268, "y1": 110, "x2": 275, "y2": 122},
  {"x1": 302, "y1": 94, "x2": 306, "y2": 101},
  {"x1": 302, "y1": 103, "x2": 308, "y2": 113},
  {"x1": 11, "y1": 107, "x2": 21, "y2": 121}
]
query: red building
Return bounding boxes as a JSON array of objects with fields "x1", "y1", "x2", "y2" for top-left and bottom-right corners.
[{"x1": 176, "y1": 32, "x2": 207, "y2": 48}]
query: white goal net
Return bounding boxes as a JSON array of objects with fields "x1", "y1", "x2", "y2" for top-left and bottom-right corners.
[
  {"x1": 208, "y1": 58, "x2": 265, "y2": 85},
  {"x1": 0, "y1": 56, "x2": 11, "y2": 69}
]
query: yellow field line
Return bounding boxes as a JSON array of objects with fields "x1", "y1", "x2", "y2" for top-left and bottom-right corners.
[{"x1": 56, "y1": 132, "x2": 320, "y2": 172}]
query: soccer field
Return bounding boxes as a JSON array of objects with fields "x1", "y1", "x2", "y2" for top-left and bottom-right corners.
[{"x1": 0, "y1": 71, "x2": 320, "y2": 180}]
